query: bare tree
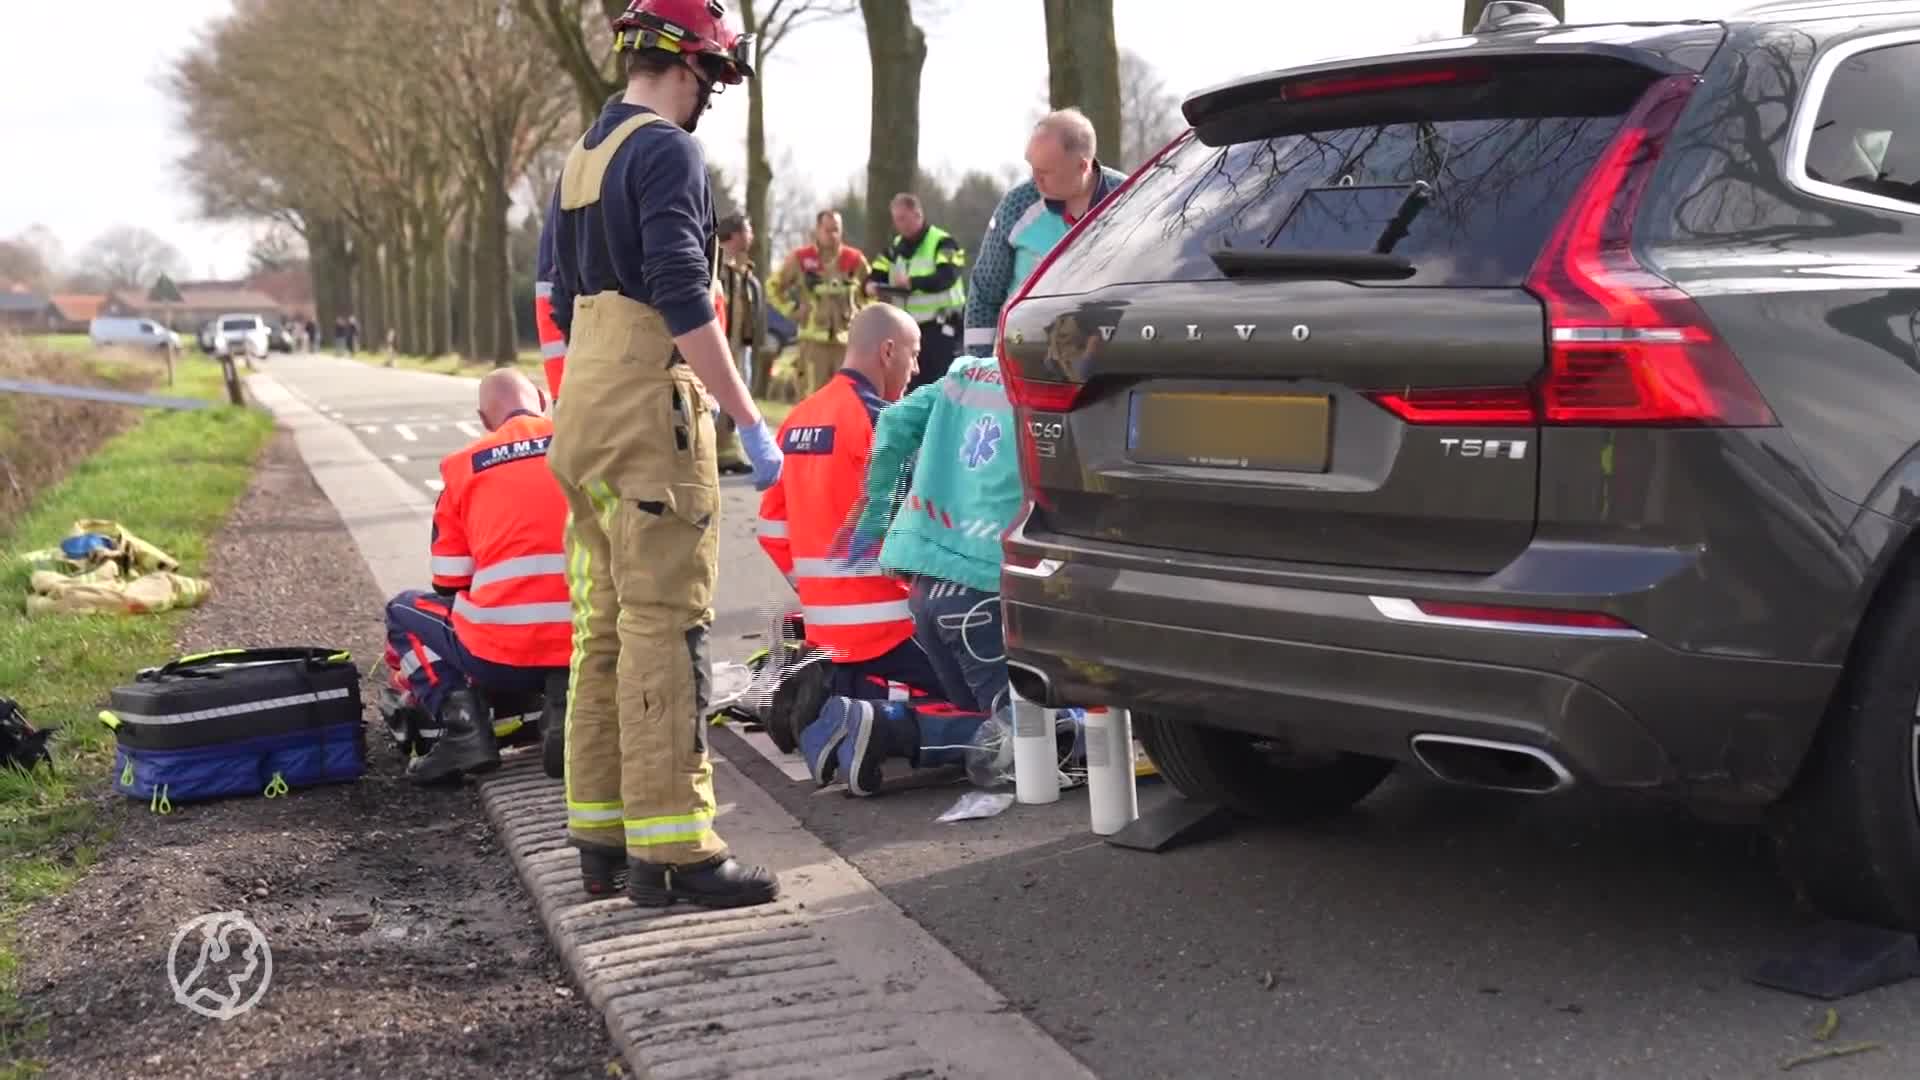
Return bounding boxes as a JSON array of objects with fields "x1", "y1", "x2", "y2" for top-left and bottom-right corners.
[
  {"x1": 1118, "y1": 49, "x2": 1185, "y2": 172},
  {"x1": 0, "y1": 240, "x2": 51, "y2": 293},
  {"x1": 1463, "y1": 0, "x2": 1562, "y2": 33},
  {"x1": 518, "y1": 0, "x2": 627, "y2": 125},
  {"x1": 860, "y1": 0, "x2": 926, "y2": 254},
  {"x1": 80, "y1": 226, "x2": 185, "y2": 293},
  {"x1": 1042, "y1": 0, "x2": 1121, "y2": 168},
  {"x1": 739, "y1": 0, "x2": 858, "y2": 276}
]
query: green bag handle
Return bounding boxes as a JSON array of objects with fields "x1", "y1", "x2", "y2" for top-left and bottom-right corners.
[{"x1": 143, "y1": 647, "x2": 353, "y2": 681}]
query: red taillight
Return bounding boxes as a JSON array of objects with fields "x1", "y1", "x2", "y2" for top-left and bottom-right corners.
[
  {"x1": 1526, "y1": 73, "x2": 1775, "y2": 428},
  {"x1": 1367, "y1": 387, "x2": 1535, "y2": 426},
  {"x1": 1005, "y1": 378, "x2": 1085, "y2": 412},
  {"x1": 1414, "y1": 601, "x2": 1635, "y2": 632},
  {"x1": 1368, "y1": 73, "x2": 1775, "y2": 430},
  {"x1": 1282, "y1": 62, "x2": 1492, "y2": 102}
]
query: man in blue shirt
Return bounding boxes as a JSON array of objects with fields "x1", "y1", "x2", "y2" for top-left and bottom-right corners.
[{"x1": 543, "y1": 0, "x2": 783, "y2": 912}]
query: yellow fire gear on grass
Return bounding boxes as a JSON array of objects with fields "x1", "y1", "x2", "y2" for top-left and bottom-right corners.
[{"x1": 547, "y1": 114, "x2": 728, "y2": 866}]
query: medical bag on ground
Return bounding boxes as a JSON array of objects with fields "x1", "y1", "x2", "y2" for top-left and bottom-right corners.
[{"x1": 104, "y1": 647, "x2": 366, "y2": 812}]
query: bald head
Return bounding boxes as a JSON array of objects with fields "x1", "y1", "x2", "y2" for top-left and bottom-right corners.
[
  {"x1": 476, "y1": 368, "x2": 547, "y2": 430},
  {"x1": 844, "y1": 304, "x2": 922, "y2": 401}
]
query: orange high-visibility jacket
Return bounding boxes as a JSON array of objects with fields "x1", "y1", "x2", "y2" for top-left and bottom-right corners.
[
  {"x1": 430, "y1": 413, "x2": 571, "y2": 668},
  {"x1": 756, "y1": 370, "x2": 913, "y2": 664}
]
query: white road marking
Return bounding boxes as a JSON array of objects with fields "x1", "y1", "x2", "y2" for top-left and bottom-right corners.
[
  {"x1": 422, "y1": 424, "x2": 441, "y2": 434},
  {"x1": 423, "y1": 478, "x2": 444, "y2": 492},
  {"x1": 359, "y1": 425, "x2": 379, "y2": 434},
  {"x1": 388, "y1": 454, "x2": 409, "y2": 464},
  {"x1": 455, "y1": 421, "x2": 481, "y2": 438},
  {"x1": 395, "y1": 424, "x2": 418, "y2": 442}
]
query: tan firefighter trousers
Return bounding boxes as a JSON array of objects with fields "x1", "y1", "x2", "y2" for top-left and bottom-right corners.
[
  {"x1": 549, "y1": 293, "x2": 725, "y2": 866},
  {"x1": 795, "y1": 340, "x2": 844, "y2": 398}
]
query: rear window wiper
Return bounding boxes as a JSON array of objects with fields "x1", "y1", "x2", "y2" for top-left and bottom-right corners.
[{"x1": 1208, "y1": 248, "x2": 1416, "y2": 280}]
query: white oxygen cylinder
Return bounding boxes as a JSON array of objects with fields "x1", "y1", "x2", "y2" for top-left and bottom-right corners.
[
  {"x1": 1010, "y1": 689, "x2": 1060, "y2": 805},
  {"x1": 1084, "y1": 707, "x2": 1138, "y2": 835}
]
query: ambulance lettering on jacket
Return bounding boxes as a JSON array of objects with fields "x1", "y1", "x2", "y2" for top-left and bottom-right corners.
[
  {"x1": 471, "y1": 435, "x2": 552, "y2": 473},
  {"x1": 782, "y1": 425, "x2": 836, "y2": 454}
]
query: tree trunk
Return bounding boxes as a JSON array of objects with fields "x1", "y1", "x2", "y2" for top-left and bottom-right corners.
[
  {"x1": 480, "y1": 168, "x2": 518, "y2": 366},
  {"x1": 1042, "y1": 0, "x2": 1122, "y2": 167},
  {"x1": 355, "y1": 238, "x2": 385, "y2": 352},
  {"x1": 741, "y1": 0, "x2": 774, "y2": 275},
  {"x1": 860, "y1": 0, "x2": 927, "y2": 256},
  {"x1": 456, "y1": 198, "x2": 478, "y2": 360},
  {"x1": 428, "y1": 223, "x2": 451, "y2": 359},
  {"x1": 410, "y1": 217, "x2": 434, "y2": 356},
  {"x1": 1462, "y1": 0, "x2": 1562, "y2": 32}
]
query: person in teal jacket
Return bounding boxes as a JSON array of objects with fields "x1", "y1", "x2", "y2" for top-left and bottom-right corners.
[
  {"x1": 960, "y1": 108, "x2": 1126, "y2": 359},
  {"x1": 850, "y1": 353, "x2": 1022, "y2": 713}
]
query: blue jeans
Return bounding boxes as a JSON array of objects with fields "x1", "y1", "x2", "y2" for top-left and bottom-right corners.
[
  {"x1": 385, "y1": 590, "x2": 551, "y2": 717},
  {"x1": 829, "y1": 636, "x2": 946, "y2": 701},
  {"x1": 907, "y1": 577, "x2": 1006, "y2": 714}
]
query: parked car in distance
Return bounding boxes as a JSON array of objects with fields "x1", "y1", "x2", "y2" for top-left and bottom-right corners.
[
  {"x1": 88, "y1": 316, "x2": 180, "y2": 352},
  {"x1": 268, "y1": 323, "x2": 293, "y2": 353},
  {"x1": 998, "y1": 0, "x2": 1920, "y2": 930},
  {"x1": 211, "y1": 313, "x2": 271, "y2": 361},
  {"x1": 197, "y1": 319, "x2": 217, "y2": 353}
]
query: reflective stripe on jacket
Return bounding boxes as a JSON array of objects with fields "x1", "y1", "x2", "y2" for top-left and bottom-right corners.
[
  {"x1": 768, "y1": 244, "x2": 870, "y2": 345},
  {"x1": 431, "y1": 413, "x2": 571, "y2": 668},
  {"x1": 755, "y1": 370, "x2": 913, "y2": 663},
  {"x1": 870, "y1": 225, "x2": 966, "y2": 323}
]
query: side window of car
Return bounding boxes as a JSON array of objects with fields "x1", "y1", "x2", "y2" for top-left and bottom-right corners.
[{"x1": 1802, "y1": 39, "x2": 1920, "y2": 210}]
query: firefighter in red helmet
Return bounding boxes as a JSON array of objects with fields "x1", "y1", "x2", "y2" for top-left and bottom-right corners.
[{"x1": 543, "y1": 0, "x2": 784, "y2": 910}]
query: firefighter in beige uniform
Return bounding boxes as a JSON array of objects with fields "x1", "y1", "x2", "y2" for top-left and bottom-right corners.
[
  {"x1": 543, "y1": 0, "x2": 783, "y2": 910},
  {"x1": 769, "y1": 209, "x2": 870, "y2": 397}
]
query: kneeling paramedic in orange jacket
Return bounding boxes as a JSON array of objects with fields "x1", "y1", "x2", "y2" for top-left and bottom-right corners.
[
  {"x1": 387, "y1": 370, "x2": 570, "y2": 786},
  {"x1": 757, "y1": 305, "x2": 989, "y2": 795}
]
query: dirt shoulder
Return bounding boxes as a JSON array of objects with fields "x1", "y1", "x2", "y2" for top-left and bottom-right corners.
[{"x1": 10, "y1": 430, "x2": 614, "y2": 1079}]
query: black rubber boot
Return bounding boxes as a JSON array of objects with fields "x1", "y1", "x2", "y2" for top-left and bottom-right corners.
[
  {"x1": 406, "y1": 689, "x2": 499, "y2": 785},
  {"x1": 540, "y1": 669, "x2": 568, "y2": 780},
  {"x1": 578, "y1": 842, "x2": 628, "y2": 898},
  {"x1": 627, "y1": 855, "x2": 780, "y2": 910}
]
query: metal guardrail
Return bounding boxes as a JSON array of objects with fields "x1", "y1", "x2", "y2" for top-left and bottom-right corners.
[{"x1": 0, "y1": 379, "x2": 216, "y2": 411}]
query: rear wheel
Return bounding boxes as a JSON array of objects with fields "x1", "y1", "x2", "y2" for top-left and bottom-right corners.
[
  {"x1": 1770, "y1": 566, "x2": 1920, "y2": 932},
  {"x1": 1136, "y1": 712, "x2": 1394, "y2": 821}
]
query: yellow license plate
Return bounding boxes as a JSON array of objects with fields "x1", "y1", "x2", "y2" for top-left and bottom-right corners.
[{"x1": 1126, "y1": 391, "x2": 1332, "y2": 472}]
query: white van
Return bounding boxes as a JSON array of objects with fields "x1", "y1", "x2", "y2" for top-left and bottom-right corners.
[{"x1": 89, "y1": 316, "x2": 181, "y2": 351}]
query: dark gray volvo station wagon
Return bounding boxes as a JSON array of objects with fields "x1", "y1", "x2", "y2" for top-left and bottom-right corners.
[{"x1": 997, "y1": 1, "x2": 1920, "y2": 929}]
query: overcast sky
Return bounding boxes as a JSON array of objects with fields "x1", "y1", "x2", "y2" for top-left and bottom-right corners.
[{"x1": 0, "y1": 0, "x2": 1740, "y2": 282}]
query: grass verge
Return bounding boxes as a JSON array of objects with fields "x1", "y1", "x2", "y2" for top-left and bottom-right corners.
[{"x1": 0, "y1": 355, "x2": 274, "y2": 1078}]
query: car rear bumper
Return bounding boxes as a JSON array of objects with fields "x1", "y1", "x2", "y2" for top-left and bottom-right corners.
[{"x1": 1001, "y1": 542, "x2": 1842, "y2": 806}]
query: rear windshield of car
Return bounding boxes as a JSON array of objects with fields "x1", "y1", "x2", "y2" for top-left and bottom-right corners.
[
  {"x1": 1031, "y1": 108, "x2": 1631, "y2": 293},
  {"x1": 221, "y1": 318, "x2": 256, "y2": 331}
]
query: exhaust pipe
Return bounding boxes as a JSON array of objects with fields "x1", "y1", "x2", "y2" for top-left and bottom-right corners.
[
  {"x1": 1006, "y1": 662, "x2": 1054, "y2": 707},
  {"x1": 1409, "y1": 734, "x2": 1573, "y2": 795}
]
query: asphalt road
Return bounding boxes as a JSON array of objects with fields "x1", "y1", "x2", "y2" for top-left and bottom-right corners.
[{"x1": 266, "y1": 351, "x2": 1920, "y2": 1079}]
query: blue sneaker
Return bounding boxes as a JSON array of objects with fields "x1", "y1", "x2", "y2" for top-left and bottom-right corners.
[
  {"x1": 836, "y1": 699, "x2": 883, "y2": 797},
  {"x1": 798, "y1": 696, "x2": 853, "y2": 787}
]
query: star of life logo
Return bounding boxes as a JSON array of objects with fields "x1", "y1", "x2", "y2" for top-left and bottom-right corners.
[
  {"x1": 961, "y1": 416, "x2": 1002, "y2": 470},
  {"x1": 168, "y1": 910, "x2": 273, "y2": 1020}
]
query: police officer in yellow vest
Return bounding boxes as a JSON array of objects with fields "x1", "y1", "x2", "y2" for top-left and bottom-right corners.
[
  {"x1": 769, "y1": 210, "x2": 870, "y2": 398},
  {"x1": 543, "y1": 0, "x2": 783, "y2": 910},
  {"x1": 866, "y1": 193, "x2": 966, "y2": 391}
]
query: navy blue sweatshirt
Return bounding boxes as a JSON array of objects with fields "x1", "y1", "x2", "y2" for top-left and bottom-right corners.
[{"x1": 545, "y1": 102, "x2": 715, "y2": 339}]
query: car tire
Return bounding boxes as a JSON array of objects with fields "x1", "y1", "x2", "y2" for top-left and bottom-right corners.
[
  {"x1": 1137, "y1": 712, "x2": 1394, "y2": 821},
  {"x1": 1770, "y1": 566, "x2": 1920, "y2": 932}
]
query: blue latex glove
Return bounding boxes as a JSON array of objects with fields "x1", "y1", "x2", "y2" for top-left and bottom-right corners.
[
  {"x1": 832, "y1": 521, "x2": 885, "y2": 570},
  {"x1": 737, "y1": 418, "x2": 784, "y2": 491}
]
